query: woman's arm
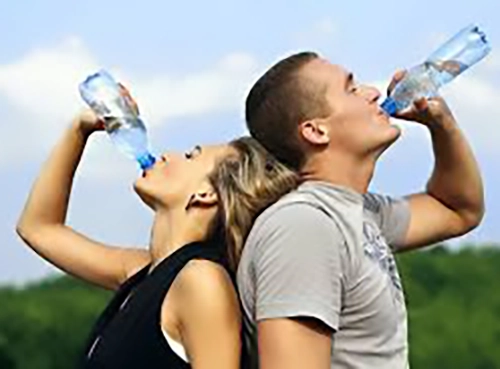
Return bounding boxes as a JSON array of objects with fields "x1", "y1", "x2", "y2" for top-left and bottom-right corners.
[
  {"x1": 169, "y1": 260, "x2": 241, "y2": 369},
  {"x1": 16, "y1": 110, "x2": 150, "y2": 290}
]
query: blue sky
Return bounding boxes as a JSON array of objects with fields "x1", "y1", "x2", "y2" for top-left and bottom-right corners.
[{"x1": 1, "y1": 0, "x2": 499, "y2": 284}]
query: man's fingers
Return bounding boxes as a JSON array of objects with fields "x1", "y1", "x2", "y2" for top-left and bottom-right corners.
[
  {"x1": 414, "y1": 97, "x2": 428, "y2": 112},
  {"x1": 387, "y1": 69, "x2": 407, "y2": 95},
  {"x1": 96, "y1": 120, "x2": 106, "y2": 130},
  {"x1": 391, "y1": 97, "x2": 428, "y2": 121}
]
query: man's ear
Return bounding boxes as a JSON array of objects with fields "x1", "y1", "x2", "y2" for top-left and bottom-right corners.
[
  {"x1": 185, "y1": 190, "x2": 218, "y2": 211},
  {"x1": 299, "y1": 119, "x2": 330, "y2": 145}
]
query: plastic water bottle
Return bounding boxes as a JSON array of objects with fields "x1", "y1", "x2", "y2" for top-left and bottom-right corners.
[
  {"x1": 381, "y1": 24, "x2": 491, "y2": 116},
  {"x1": 79, "y1": 70, "x2": 156, "y2": 170}
]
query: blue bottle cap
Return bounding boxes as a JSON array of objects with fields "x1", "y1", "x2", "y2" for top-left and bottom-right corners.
[
  {"x1": 380, "y1": 97, "x2": 398, "y2": 117},
  {"x1": 138, "y1": 153, "x2": 156, "y2": 170}
]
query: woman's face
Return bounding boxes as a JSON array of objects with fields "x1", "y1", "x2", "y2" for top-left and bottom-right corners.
[{"x1": 134, "y1": 144, "x2": 233, "y2": 210}]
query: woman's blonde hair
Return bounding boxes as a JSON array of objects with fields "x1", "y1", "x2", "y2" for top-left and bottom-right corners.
[{"x1": 208, "y1": 136, "x2": 299, "y2": 271}]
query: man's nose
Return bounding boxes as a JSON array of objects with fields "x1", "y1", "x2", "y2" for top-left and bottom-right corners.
[{"x1": 359, "y1": 85, "x2": 381, "y2": 103}]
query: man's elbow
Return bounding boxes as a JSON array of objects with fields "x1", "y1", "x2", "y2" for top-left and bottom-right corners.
[{"x1": 457, "y1": 205, "x2": 485, "y2": 235}]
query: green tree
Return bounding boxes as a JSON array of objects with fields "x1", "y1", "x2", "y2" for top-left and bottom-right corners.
[
  {"x1": 0, "y1": 277, "x2": 111, "y2": 369},
  {"x1": 0, "y1": 245, "x2": 499, "y2": 368}
]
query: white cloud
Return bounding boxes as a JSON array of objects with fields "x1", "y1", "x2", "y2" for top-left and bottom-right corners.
[
  {"x1": 0, "y1": 37, "x2": 97, "y2": 134},
  {"x1": 132, "y1": 52, "x2": 258, "y2": 126},
  {"x1": 2, "y1": 33, "x2": 496, "y2": 177},
  {"x1": 0, "y1": 37, "x2": 259, "y2": 175},
  {"x1": 442, "y1": 74, "x2": 500, "y2": 154}
]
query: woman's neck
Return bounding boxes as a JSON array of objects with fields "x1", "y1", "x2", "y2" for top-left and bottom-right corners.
[{"x1": 148, "y1": 208, "x2": 209, "y2": 269}]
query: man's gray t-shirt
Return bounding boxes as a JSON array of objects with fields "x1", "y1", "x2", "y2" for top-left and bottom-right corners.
[{"x1": 237, "y1": 181, "x2": 411, "y2": 369}]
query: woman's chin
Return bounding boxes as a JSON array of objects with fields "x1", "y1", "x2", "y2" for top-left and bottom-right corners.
[{"x1": 133, "y1": 183, "x2": 157, "y2": 210}]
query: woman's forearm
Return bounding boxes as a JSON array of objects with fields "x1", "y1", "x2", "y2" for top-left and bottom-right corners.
[{"x1": 17, "y1": 120, "x2": 90, "y2": 231}]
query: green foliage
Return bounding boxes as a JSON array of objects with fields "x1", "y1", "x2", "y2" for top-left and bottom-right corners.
[
  {"x1": 0, "y1": 277, "x2": 111, "y2": 369},
  {"x1": 397, "y1": 245, "x2": 500, "y2": 368},
  {"x1": 0, "y1": 245, "x2": 499, "y2": 368}
]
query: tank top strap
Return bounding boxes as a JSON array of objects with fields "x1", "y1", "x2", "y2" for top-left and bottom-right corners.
[
  {"x1": 152, "y1": 240, "x2": 225, "y2": 278},
  {"x1": 143, "y1": 240, "x2": 227, "y2": 302},
  {"x1": 133, "y1": 241, "x2": 227, "y2": 336}
]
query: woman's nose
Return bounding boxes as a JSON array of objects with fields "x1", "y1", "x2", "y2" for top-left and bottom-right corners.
[{"x1": 160, "y1": 152, "x2": 184, "y2": 163}]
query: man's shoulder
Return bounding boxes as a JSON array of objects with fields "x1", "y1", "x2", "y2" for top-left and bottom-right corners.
[
  {"x1": 245, "y1": 187, "x2": 343, "y2": 251},
  {"x1": 255, "y1": 188, "x2": 327, "y2": 226},
  {"x1": 362, "y1": 192, "x2": 394, "y2": 214}
]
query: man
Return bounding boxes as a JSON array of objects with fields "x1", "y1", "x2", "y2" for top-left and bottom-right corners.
[{"x1": 236, "y1": 52, "x2": 484, "y2": 369}]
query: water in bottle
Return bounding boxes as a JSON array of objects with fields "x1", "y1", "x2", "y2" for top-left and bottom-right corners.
[
  {"x1": 381, "y1": 24, "x2": 491, "y2": 116},
  {"x1": 79, "y1": 70, "x2": 156, "y2": 170}
]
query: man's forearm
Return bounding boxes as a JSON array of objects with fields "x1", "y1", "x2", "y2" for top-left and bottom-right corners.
[{"x1": 426, "y1": 118, "x2": 485, "y2": 228}]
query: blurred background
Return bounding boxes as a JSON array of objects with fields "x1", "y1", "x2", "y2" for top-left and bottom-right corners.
[{"x1": 0, "y1": 0, "x2": 499, "y2": 367}]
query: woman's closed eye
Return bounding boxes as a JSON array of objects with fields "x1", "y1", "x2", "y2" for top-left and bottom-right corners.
[
  {"x1": 346, "y1": 73, "x2": 359, "y2": 94},
  {"x1": 184, "y1": 145, "x2": 202, "y2": 160}
]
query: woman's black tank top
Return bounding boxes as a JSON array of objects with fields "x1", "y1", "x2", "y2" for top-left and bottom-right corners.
[{"x1": 79, "y1": 241, "x2": 229, "y2": 369}]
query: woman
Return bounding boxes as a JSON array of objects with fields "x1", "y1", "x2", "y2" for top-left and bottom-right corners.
[{"x1": 16, "y1": 109, "x2": 298, "y2": 369}]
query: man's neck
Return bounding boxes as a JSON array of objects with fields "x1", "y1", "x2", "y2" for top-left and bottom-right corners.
[{"x1": 301, "y1": 151, "x2": 376, "y2": 194}]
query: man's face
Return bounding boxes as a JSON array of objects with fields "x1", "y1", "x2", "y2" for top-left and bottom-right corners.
[{"x1": 300, "y1": 58, "x2": 401, "y2": 158}]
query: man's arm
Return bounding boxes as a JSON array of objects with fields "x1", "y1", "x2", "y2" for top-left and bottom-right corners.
[
  {"x1": 387, "y1": 72, "x2": 485, "y2": 251},
  {"x1": 402, "y1": 112, "x2": 484, "y2": 251},
  {"x1": 250, "y1": 203, "x2": 342, "y2": 369},
  {"x1": 258, "y1": 318, "x2": 332, "y2": 369}
]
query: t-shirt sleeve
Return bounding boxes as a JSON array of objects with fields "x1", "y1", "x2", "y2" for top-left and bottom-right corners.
[
  {"x1": 364, "y1": 193, "x2": 411, "y2": 249},
  {"x1": 251, "y1": 202, "x2": 344, "y2": 331}
]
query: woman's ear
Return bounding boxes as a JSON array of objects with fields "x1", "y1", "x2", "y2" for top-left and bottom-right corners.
[{"x1": 185, "y1": 190, "x2": 218, "y2": 211}]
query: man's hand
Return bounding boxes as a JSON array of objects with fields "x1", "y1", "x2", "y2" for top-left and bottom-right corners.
[{"x1": 387, "y1": 70, "x2": 455, "y2": 129}]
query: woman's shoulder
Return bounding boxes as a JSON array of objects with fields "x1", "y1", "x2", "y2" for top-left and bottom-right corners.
[
  {"x1": 166, "y1": 258, "x2": 240, "y2": 328},
  {"x1": 175, "y1": 258, "x2": 235, "y2": 297}
]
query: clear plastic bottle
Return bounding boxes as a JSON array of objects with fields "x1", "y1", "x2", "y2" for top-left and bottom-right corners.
[
  {"x1": 79, "y1": 70, "x2": 156, "y2": 170},
  {"x1": 381, "y1": 24, "x2": 491, "y2": 116}
]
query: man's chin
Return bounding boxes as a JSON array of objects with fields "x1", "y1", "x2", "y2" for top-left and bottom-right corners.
[
  {"x1": 388, "y1": 124, "x2": 403, "y2": 142},
  {"x1": 373, "y1": 126, "x2": 402, "y2": 158}
]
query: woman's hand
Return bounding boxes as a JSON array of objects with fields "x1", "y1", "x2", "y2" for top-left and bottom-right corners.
[
  {"x1": 73, "y1": 83, "x2": 139, "y2": 138},
  {"x1": 73, "y1": 109, "x2": 105, "y2": 138}
]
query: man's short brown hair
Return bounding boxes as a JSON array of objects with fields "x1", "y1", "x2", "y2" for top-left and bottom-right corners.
[{"x1": 245, "y1": 51, "x2": 329, "y2": 170}]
